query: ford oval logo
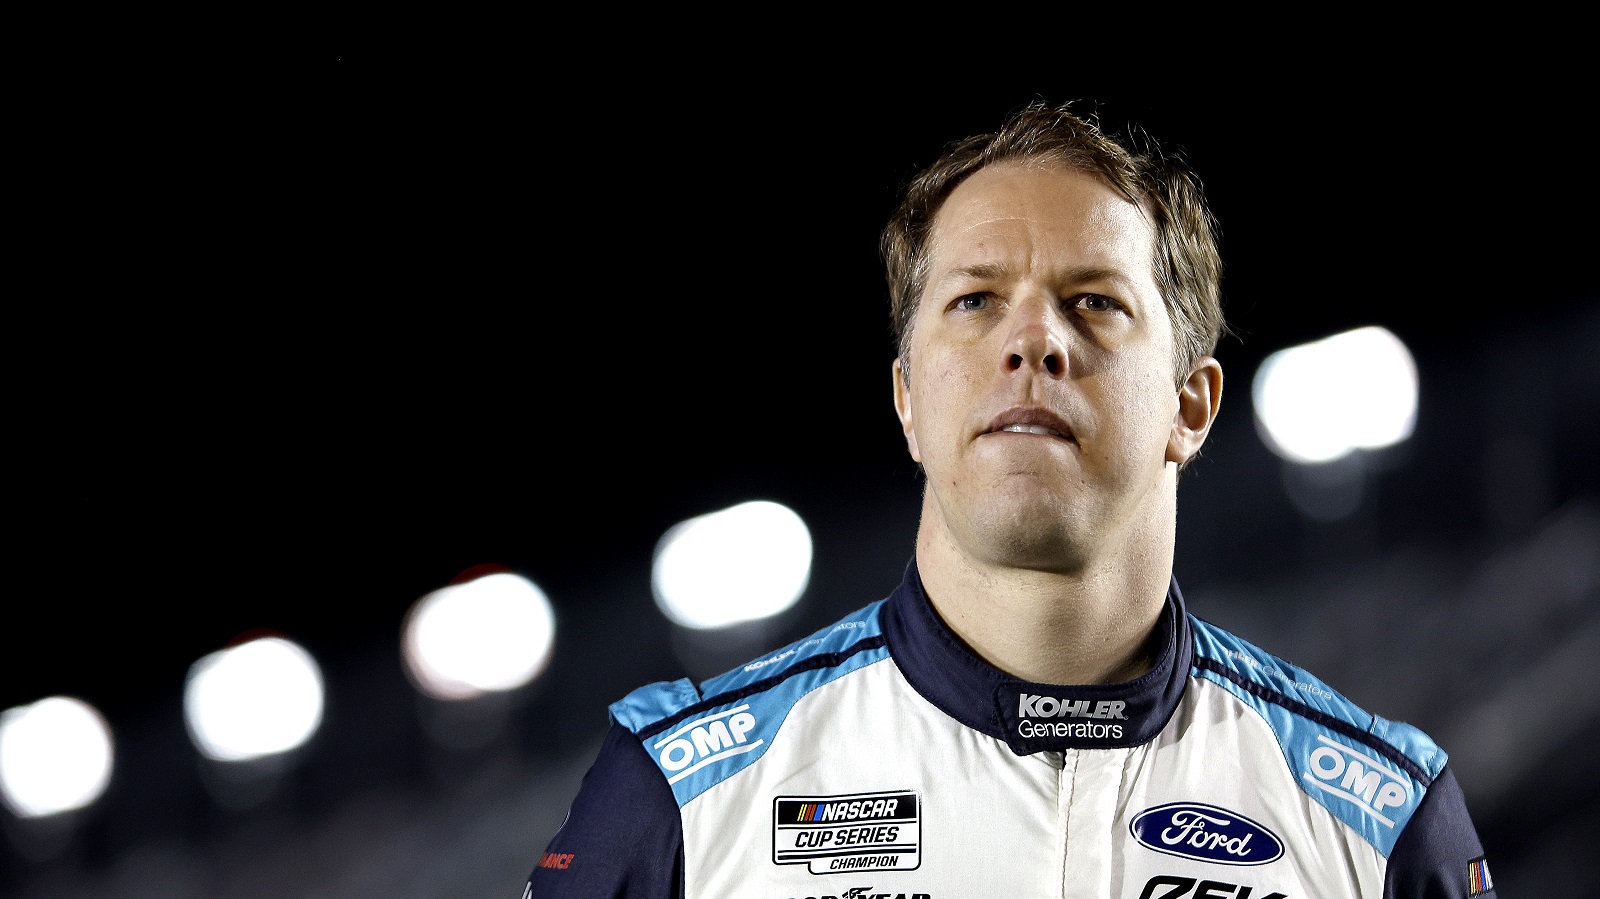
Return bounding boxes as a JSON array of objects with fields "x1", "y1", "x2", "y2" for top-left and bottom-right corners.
[{"x1": 1130, "y1": 802, "x2": 1284, "y2": 865}]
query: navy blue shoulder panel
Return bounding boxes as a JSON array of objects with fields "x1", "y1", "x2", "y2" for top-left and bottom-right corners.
[
  {"x1": 527, "y1": 721, "x2": 684, "y2": 897},
  {"x1": 1383, "y1": 765, "x2": 1489, "y2": 899}
]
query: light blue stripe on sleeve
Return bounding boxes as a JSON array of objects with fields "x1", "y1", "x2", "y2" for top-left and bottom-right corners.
[
  {"x1": 1191, "y1": 616, "x2": 1447, "y2": 857},
  {"x1": 612, "y1": 600, "x2": 891, "y2": 807}
]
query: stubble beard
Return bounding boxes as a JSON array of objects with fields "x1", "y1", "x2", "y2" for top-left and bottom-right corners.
[{"x1": 948, "y1": 479, "x2": 1096, "y2": 575}]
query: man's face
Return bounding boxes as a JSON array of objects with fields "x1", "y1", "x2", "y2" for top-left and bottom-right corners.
[{"x1": 893, "y1": 161, "x2": 1205, "y2": 572}]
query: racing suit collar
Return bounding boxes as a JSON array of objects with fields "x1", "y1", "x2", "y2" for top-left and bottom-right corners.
[{"x1": 880, "y1": 557, "x2": 1193, "y2": 755}]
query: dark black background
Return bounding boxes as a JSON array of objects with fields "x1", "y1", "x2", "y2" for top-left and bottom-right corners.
[
  {"x1": 4, "y1": 48, "x2": 1599, "y2": 896},
  {"x1": 10, "y1": 55, "x2": 1598, "y2": 752}
]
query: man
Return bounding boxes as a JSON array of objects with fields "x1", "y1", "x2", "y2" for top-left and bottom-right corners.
[{"x1": 524, "y1": 101, "x2": 1490, "y2": 897}]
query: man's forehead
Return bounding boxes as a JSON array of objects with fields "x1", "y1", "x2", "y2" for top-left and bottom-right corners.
[
  {"x1": 925, "y1": 164, "x2": 1156, "y2": 282},
  {"x1": 936, "y1": 162, "x2": 1145, "y2": 230}
]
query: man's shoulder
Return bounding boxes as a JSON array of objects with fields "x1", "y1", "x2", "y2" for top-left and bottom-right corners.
[
  {"x1": 603, "y1": 601, "x2": 893, "y2": 805},
  {"x1": 610, "y1": 600, "x2": 891, "y2": 733},
  {"x1": 1186, "y1": 613, "x2": 1449, "y2": 856},
  {"x1": 1186, "y1": 614, "x2": 1446, "y2": 772}
]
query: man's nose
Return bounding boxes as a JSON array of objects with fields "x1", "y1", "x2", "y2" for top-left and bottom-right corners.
[{"x1": 1003, "y1": 298, "x2": 1068, "y2": 378}]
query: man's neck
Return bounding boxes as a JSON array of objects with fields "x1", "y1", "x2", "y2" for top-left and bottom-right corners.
[{"x1": 913, "y1": 507, "x2": 1174, "y2": 686}]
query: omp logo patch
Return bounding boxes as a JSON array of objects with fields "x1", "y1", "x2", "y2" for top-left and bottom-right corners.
[
  {"x1": 651, "y1": 705, "x2": 761, "y2": 785},
  {"x1": 1302, "y1": 735, "x2": 1410, "y2": 827},
  {"x1": 1129, "y1": 802, "x2": 1284, "y2": 865},
  {"x1": 773, "y1": 790, "x2": 920, "y2": 874}
]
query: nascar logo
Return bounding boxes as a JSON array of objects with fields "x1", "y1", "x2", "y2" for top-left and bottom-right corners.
[{"x1": 774, "y1": 790, "x2": 921, "y2": 874}]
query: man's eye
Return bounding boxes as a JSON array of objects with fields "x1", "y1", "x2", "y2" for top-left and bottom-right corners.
[
  {"x1": 1075, "y1": 294, "x2": 1117, "y2": 312},
  {"x1": 953, "y1": 293, "x2": 990, "y2": 311}
]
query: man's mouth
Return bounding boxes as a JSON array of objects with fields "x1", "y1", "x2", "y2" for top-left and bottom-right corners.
[
  {"x1": 986, "y1": 407, "x2": 1075, "y2": 441},
  {"x1": 1000, "y1": 424, "x2": 1065, "y2": 438}
]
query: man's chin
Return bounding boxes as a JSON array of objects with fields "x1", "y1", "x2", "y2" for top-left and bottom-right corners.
[{"x1": 965, "y1": 504, "x2": 1092, "y2": 573}]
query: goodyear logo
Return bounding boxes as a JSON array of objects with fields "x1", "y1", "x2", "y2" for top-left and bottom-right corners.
[
  {"x1": 774, "y1": 790, "x2": 921, "y2": 874},
  {"x1": 652, "y1": 705, "x2": 762, "y2": 785}
]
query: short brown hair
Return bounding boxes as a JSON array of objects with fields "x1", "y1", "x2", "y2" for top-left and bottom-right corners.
[{"x1": 881, "y1": 100, "x2": 1228, "y2": 388}]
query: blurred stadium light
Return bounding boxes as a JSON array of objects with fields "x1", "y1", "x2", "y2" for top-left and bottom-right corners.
[
  {"x1": 183, "y1": 635, "x2": 325, "y2": 763},
  {"x1": 0, "y1": 697, "x2": 113, "y2": 819},
  {"x1": 401, "y1": 571, "x2": 556, "y2": 702},
  {"x1": 1253, "y1": 326, "x2": 1419, "y2": 465},
  {"x1": 651, "y1": 500, "x2": 813, "y2": 630}
]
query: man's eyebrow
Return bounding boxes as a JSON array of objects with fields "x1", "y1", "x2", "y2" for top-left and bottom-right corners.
[
  {"x1": 944, "y1": 262, "x2": 1008, "y2": 282},
  {"x1": 1058, "y1": 266, "x2": 1139, "y2": 291}
]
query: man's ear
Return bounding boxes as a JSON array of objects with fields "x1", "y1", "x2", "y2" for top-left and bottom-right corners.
[
  {"x1": 892, "y1": 357, "x2": 921, "y2": 463},
  {"x1": 1167, "y1": 356, "x2": 1223, "y2": 465}
]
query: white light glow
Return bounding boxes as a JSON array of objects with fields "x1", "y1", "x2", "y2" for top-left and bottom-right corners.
[
  {"x1": 1252, "y1": 326, "x2": 1419, "y2": 464},
  {"x1": 402, "y1": 572, "x2": 555, "y2": 701},
  {"x1": 0, "y1": 696, "x2": 114, "y2": 818},
  {"x1": 652, "y1": 500, "x2": 813, "y2": 630},
  {"x1": 184, "y1": 636, "x2": 325, "y2": 762}
]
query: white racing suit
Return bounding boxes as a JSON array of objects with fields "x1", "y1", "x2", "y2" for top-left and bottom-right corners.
[{"x1": 527, "y1": 560, "x2": 1491, "y2": 898}]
